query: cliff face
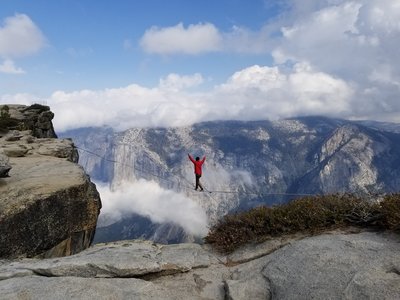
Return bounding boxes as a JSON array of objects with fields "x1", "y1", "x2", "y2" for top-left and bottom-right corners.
[
  {"x1": 0, "y1": 104, "x2": 101, "y2": 259},
  {"x1": 0, "y1": 231, "x2": 399, "y2": 299},
  {"x1": 61, "y1": 117, "x2": 400, "y2": 244}
]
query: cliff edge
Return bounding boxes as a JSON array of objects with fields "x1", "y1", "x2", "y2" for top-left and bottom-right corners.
[{"x1": 0, "y1": 104, "x2": 101, "y2": 259}]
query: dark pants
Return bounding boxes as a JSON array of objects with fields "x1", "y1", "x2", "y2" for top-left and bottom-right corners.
[{"x1": 195, "y1": 174, "x2": 204, "y2": 191}]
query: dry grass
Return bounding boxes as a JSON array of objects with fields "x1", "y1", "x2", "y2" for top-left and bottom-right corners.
[
  {"x1": 378, "y1": 194, "x2": 400, "y2": 231},
  {"x1": 204, "y1": 193, "x2": 400, "y2": 253}
]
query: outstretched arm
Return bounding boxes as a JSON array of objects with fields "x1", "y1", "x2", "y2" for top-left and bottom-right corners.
[
  {"x1": 188, "y1": 154, "x2": 195, "y2": 163},
  {"x1": 201, "y1": 156, "x2": 206, "y2": 163}
]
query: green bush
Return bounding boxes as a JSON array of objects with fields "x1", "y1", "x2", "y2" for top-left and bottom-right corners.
[{"x1": 205, "y1": 194, "x2": 399, "y2": 253}]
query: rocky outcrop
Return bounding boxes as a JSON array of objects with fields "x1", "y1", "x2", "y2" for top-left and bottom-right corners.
[
  {"x1": 0, "y1": 104, "x2": 57, "y2": 138},
  {"x1": 0, "y1": 231, "x2": 398, "y2": 299},
  {"x1": 0, "y1": 105, "x2": 101, "y2": 259}
]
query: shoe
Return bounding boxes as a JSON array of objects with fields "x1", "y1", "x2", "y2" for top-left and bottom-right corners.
[{"x1": 200, "y1": 189, "x2": 204, "y2": 192}]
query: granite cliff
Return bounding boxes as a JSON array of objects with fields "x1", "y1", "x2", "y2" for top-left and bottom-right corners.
[
  {"x1": 0, "y1": 104, "x2": 101, "y2": 259},
  {"x1": 61, "y1": 117, "x2": 400, "y2": 244}
]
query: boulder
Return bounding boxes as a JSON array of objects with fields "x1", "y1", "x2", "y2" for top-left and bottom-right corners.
[
  {"x1": 36, "y1": 139, "x2": 79, "y2": 162},
  {"x1": 2, "y1": 145, "x2": 29, "y2": 157}
]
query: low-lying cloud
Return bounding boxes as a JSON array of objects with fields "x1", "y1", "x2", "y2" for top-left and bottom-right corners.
[
  {"x1": 1, "y1": 59, "x2": 398, "y2": 132},
  {"x1": 96, "y1": 180, "x2": 209, "y2": 237},
  {"x1": 3, "y1": 61, "x2": 397, "y2": 132}
]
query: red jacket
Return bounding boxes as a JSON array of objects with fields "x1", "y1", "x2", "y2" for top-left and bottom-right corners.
[{"x1": 188, "y1": 154, "x2": 206, "y2": 175}]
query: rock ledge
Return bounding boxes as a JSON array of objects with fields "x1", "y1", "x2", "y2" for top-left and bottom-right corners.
[{"x1": 0, "y1": 231, "x2": 399, "y2": 299}]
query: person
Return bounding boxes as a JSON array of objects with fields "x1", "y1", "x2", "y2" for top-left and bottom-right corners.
[{"x1": 188, "y1": 154, "x2": 206, "y2": 191}]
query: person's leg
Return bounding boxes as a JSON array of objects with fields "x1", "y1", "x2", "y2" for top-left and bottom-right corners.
[
  {"x1": 197, "y1": 174, "x2": 204, "y2": 191},
  {"x1": 195, "y1": 174, "x2": 199, "y2": 190}
]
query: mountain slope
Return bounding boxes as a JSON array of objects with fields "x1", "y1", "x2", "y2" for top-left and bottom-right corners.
[{"x1": 60, "y1": 117, "x2": 400, "y2": 243}]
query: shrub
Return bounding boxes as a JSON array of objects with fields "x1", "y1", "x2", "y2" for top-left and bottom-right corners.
[
  {"x1": 378, "y1": 194, "x2": 400, "y2": 231},
  {"x1": 205, "y1": 193, "x2": 399, "y2": 253}
]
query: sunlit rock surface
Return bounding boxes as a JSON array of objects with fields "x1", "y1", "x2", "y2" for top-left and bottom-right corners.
[{"x1": 0, "y1": 231, "x2": 399, "y2": 299}]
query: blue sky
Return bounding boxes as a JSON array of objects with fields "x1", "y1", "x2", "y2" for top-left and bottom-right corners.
[
  {"x1": 0, "y1": 0, "x2": 277, "y2": 94},
  {"x1": 1, "y1": 0, "x2": 400, "y2": 131}
]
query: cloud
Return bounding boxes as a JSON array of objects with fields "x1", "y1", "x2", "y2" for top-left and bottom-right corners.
[
  {"x1": 0, "y1": 14, "x2": 47, "y2": 58},
  {"x1": 272, "y1": 2, "x2": 376, "y2": 70},
  {"x1": 360, "y1": 0, "x2": 400, "y2": 33},
  {"x1": 139, "y1": 22, "x2": 276, "y2": 55},
  {"x1": 213, "y1": 63, "x2": 354, "y2": 121},
  {"x1": 0, "y1": 59, "x2": 25, "y2": 74},
  {"x1": 270, "y1": 0, "x2": 400, "y2": 121},
  {"x1": 140, "y1": 23, "x2": 222, "y2": 55},
  {"x1": 2, "y1": 1, "x2": 400, "y2": 129},
  {"x1": 46, "y1": 77, "x2": 205, "y2": 131},
  {"x1": 96, "y1": 180, "x2": 209, "y2": 237},
  {"x1": 0, "y1": 63, "x2": 357, "y2": 132},
  {"x1": 221, "y1": 25, "x2": 274, "y2": 54},
  {"x1": 159, "y1": 73, "x2": 203, "y2": 91},
  {"x1": 276, "y1": 0, "x2": 400, "y2": 85}
]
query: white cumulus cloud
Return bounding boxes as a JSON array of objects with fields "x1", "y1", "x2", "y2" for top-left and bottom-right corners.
[
  {"x1": 0, "y1": 14, "x2": 47, "y2": 58},
  {"x1": 46, "y1": 74, "x2": 208, "y2": 131},
  {"x1": 212, "y1": 63, "x2": 353, "y2": 121},
  {"x1": 0, "y1": 59, "x2": 25, "y2": 74},
  {"x1": 1, "y1": 63, "x2": 356, "y2": 132}
]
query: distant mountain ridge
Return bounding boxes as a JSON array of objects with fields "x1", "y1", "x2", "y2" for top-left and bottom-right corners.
[{"x1": 60, "y1": 116, "x2": 400, "y2": 243}]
